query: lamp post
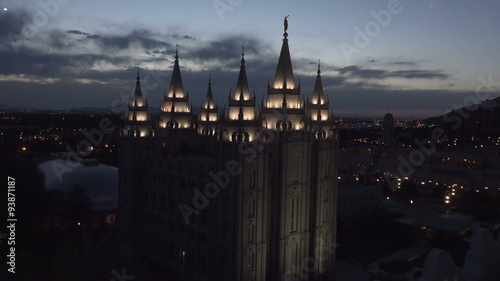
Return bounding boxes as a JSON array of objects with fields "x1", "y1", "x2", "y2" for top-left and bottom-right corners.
[{"x1": 445, "y1": 195, "x2": 450, "y2": 214}]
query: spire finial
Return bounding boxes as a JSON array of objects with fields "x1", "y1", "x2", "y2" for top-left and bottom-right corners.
[
  {"x1": 241, "y1": 46, "x2": 245, "y2": 65},
  {"x1": 208, "y1": 74, "x2": 212, "y2": 87},
  {"x1": 283, "y1": 15, "x2": 289, "y2": 38},
  {"x1": 136, "y1": 67, "x2": 140, "y2": 80},
  {"x1": 175, "y1": 44, "x2": 179, "y2": 60},
  {"x1": 317, "y1": 60, "x2": 321, "y2": 76}
]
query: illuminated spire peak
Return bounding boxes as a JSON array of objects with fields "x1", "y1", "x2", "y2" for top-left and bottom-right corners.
[
  {"x1": 166, "y1": 47, "x2": 186, "y2": 99},
  {"x1": 311, "y1": 61, "x2": 325, "y2": 105},
  {"x1": 234, "y1": 47, "x2": 250, "y2": 100},
  {"x1": 135, "y1": 67, "x2": 142, "y2": 97},
  {"x1": 124, "y1": 68, "x2": 152, "y2": 137},
  {"x1": 273, "y1": 16, "x2": 295, "y2": 89},
  {"x1": 203, "y1": 77, "x2": 216, "y2": 110},
  {"x1": 131, "y1": 67, "x2": 145, "y2": 107},
  {"x1": 241, "y1": 46, "x2": 245, "y2": 65}
]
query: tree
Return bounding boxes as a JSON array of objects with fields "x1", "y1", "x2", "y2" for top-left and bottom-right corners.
[{"x1": 63, "y1": 184, "x2": 93, "y2": 225}]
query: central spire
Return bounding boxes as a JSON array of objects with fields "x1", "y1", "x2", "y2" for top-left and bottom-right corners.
[
  {"x1": 234, "y1": 46, "x2": 250, "y2": 100},
  {"x1": 273, "y1": 16, "x2": 295, "y2": 89},
  {"x1": 166, "y1": 45, "x2": 186, "y2": 98},
  {"x1": 159, "y1": 47, "x2": 192, "y2": 129},
  {"x1": 133, "y1": 67, "x2": 144, "y2": 105}
]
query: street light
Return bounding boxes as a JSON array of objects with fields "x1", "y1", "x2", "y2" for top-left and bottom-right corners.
[{"x1": 445, "y1": 196, "x2": 450, "y2": 214}]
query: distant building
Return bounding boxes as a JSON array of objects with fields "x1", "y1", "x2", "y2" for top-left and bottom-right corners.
[
  {"x1": 119, "y1": 19, "x2": 339, "y2": 281},
  {"x1": 381, "y1": 112, "x2": 395, "y2": 144},
  {"x1": 417, "y1": 149, "x2": 500, "y2": 193},
  {"x1": 339, "y1": 140, "x2": 500, "y2": 194},
  {"x1": 337, "y1": 185, "x2": 382, "y2": 225}
]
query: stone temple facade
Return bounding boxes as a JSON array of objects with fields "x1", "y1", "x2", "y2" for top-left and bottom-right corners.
[{"x1": 119, "y1": 18, "x2": 339, "y2": 281}]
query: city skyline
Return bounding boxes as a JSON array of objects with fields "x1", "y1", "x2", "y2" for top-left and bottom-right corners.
[{"x1": 1, "y1": 0, "x2": 500, "y2": 118}]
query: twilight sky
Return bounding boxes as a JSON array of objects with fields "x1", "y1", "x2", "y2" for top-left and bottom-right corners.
[{"x1": 1, "y1": 0, "x2": 499, "y2": 118}]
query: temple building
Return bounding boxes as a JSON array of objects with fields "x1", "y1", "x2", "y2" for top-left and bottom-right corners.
[{"x1": 119, "y1": 18, "x2": 339, "y2": 281}]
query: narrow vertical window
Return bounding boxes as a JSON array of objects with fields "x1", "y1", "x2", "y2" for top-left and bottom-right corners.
[
  {"x1": 247, "y1": 223, "x2": 254, "y2": 243},
  {"x1": 249, "y1": 166, "x2": 256, "y2": 188},
  {"x1": 248, "y1": 198, "x2": 255, "y2": 218},
  {"x1": 322, "y1": 205, "x2": 328, "y2": 223},
  {"x1": 290, "y1": 197, "x2": 297, "y2": 232},
  {"x1": 247, "y1": 251, "x2": 254, "y2": 271}
]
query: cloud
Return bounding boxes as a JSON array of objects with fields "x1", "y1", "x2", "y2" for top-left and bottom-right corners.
[
  {"x1": 390, "y1": 61, "x2": 417, "y2": 67},
  {"x1": 336, "y1": 65, "x2": 448, "y2": 80},
  {"x1": 0, "y1": 9, "x2": 31, "y2": 38},
  {"x1": 66, "y1": 30, "x2": 89, "y2": 36},
  {"x1": 172, "y1": 34, "x2": 196, "y2": 40},
  {"x1": 87, "y1": 30, "x2": 171, "y2": 51},
  {"x1": 389, "y1": 70, "x2": 448, "y2": 79},
  {"x1": 152, "y1": 49, "x2": 167, "y2": 55},
  {"x1": 192, "y1": 35, "x2": 274, "y2": 62},
  {"x1": 337, "y1": 65, "x2": 385, "y2": 77},
  {"x1": 0, "y1": 9, "x2": 462, "y2": 118}
]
